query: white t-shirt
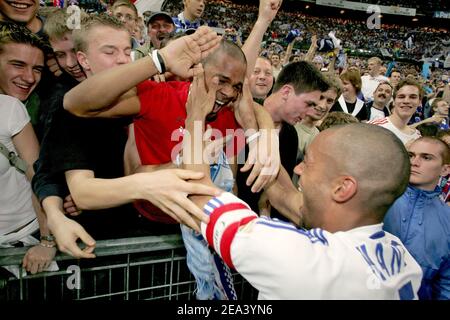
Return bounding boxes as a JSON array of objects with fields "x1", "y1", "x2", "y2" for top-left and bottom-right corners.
[
  {"x1": 201, "y1": 192, "x2": 423, "y2": 300},
  {"x1": 369, "y1": 107, "x2": 387, "y2": 121},
  {"x1": 0, "y1": 95, "x2": 36, "y2": 236},
  {"x1": 368, "y1": 117, "x2": 421, "y2": 145},
  {"x1": 361, "y1": 75, "x2": 389, "y2": 102}
]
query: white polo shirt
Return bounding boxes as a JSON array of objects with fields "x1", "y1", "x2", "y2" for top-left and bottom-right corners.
[{"x1": 368, "y1": 117, "x2": 421, "y2": 145}]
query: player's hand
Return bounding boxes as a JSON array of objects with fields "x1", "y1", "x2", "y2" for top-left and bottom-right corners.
[
  {"x1": 241, "y1": 128, "x2": 280, "y2": 193},
  {"x1": 186, "y1": 64, "x2": 220, "y2": 119},
  {"x1": 159, "y1": 26, "x2": 221, "y2": 79},
  {"x1": 136, "y1": 169, "x2": 221, "y2": 232}
]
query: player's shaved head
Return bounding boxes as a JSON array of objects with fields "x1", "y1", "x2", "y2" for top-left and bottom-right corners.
[
  {"x1": 323, "y1": 123, "x2": 410, "y2": 219},
  {"x1": 202, "y1": 39, "x2": 247, "y2": 69}
]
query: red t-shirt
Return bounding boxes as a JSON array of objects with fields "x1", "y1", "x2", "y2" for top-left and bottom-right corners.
[{"x1": 133, "y1": 80, "x2": 242, "y2": 223}]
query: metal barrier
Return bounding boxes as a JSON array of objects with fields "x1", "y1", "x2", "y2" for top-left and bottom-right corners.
[{"x1": 0, "y1": 234, "x2": 257, "y2": 301}]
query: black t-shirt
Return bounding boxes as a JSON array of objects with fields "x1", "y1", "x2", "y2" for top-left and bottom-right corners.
[
  {"x1": 236, "y1": 121, "x2": 298, "y2": 222},
  {"x1": 49, "y1": 109, "x2": 130, "y2": 179},
  {"x1": 44, "y1": 105, "x2": 151, "y2": 239},
  {"x1": 32, "y1": 77, "x2": 78, "y2": 203}
]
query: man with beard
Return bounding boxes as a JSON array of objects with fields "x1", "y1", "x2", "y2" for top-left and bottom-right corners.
[
  {"x1": 365, "y1": 81, "x2": 393, "y2": 121},
  {"x1": 133, "y1": 11, "x2": 175, "y2": 60}
]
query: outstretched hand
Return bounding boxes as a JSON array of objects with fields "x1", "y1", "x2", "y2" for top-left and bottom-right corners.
[
  {"x1": 186, "y1": 64, "x2": 220, "y2": 119},
  {"x1": 159, "y1": 26, "x2": 221, "y2": 79}
]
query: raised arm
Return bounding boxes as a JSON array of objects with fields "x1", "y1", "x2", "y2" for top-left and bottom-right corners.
[
  {"x1": 264, "y1": 166, "x2": 303, "y2": 226},
  {"x1": 242, "y1": 0, "x2": 281, "y2": 78},
  {"x1": 409, "y1": 114, "x2": 447, "y2": 129},
  {"x1": 328, "y1": 47, "x2": 340, "y2": 73},
  {"x1": 282, "y1": 36, "x2": 300, "y2": 66},
  {"x1": 181, "y1": 65, "x2": 222, "y2": 229},
  {"x1": 304, "y1": 34, "x2": 318, "y2": 63},
  {"x1": 64, "y1": 26, "x2": 221, "y2": 118}
]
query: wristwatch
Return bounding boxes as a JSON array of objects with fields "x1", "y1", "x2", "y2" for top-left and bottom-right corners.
[{"x1": 40, "y1": 235, "x2": 55, "y2": 242}]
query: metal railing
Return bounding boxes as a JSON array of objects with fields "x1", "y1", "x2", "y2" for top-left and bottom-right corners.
[{"x1": 0, "y1": 234, "x2": 257, "y2": 301}]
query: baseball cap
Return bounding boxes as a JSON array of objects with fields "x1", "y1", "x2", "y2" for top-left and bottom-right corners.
[{"x1": 147, "y1": 12, "x2": 174, "y2": 26}]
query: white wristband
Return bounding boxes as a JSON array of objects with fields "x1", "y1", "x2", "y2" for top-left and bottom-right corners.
[
  {"x1": 246, "y1": 131, "x2": 261, "y2": 144},
  {"x1": 151, "y1": 50, "x2": 163, "y2": 74}
]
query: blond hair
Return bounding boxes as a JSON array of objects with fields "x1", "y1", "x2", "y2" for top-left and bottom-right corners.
[
  {"x1": 44, "y1": 8, "x2": 89, "y2": 41},
  {"x1": 73, "y1": 13, "x2": 128, "y2": 53}
]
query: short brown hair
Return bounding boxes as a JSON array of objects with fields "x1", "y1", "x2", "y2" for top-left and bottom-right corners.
[
  {"x1": 273, "y1": 61, "x2": 330, "y2": 95},
  {"x1": 340, "y1": 69, "x2": 362, "y2": 93},
  {"x1": 431, "y1": 98, "x2": 446, "y2": 113},
  {"x1": 318, "y1": 111, "x2": 359, "y2": 131},
  {"x1": 412, "y1": 136, "x2": 450, "y2": 165},
  {"x1": 0, "y1": 22, "x2": 50, "y2": 55},
  {"x1": 394, "y1": 78, "x2": 424, "y2": 100},
  {"x1": 323, "y1": 72, "x2": 342, "y2": 98}
]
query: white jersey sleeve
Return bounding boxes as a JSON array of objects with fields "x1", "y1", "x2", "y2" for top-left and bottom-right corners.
[{"x1": 201, "y1": 192, "x2": 423, "y2": 300}]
